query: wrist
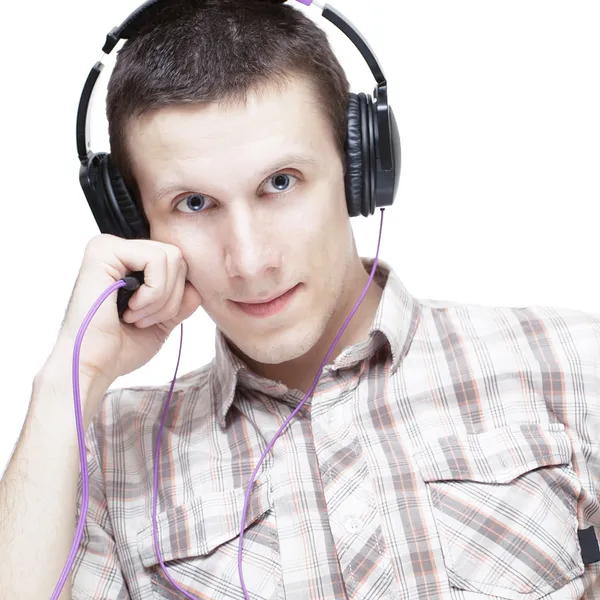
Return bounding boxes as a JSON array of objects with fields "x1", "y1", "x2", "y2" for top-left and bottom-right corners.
[{"x1": 36, "y1": 342, "x2": 112, "y2": 421}]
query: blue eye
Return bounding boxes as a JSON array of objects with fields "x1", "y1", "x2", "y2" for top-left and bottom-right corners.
[
  {"x1": 263, "y1": 173, "x2": 297, "y2": 194},
  {"x1": 273, "y1": 175, "x2": 291, "y2": 190},
  {"x1": 175, "y1": 194, "x2": 210, "y2": 213},
  {"x1": 173, "y1": 172, "x2": 297, "y2": 216}
]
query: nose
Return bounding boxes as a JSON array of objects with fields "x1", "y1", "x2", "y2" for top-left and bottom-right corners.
[{"x1": 223, "y1": 204, "x2": 281, "y2": 280}]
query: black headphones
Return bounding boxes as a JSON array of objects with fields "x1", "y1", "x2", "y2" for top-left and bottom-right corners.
[
  {"x1": 76, "y1": 0, "x2": 401, "y2": 314},
  {"x1": 77, "y1": 0, "x2": 400, "y2": 233}
]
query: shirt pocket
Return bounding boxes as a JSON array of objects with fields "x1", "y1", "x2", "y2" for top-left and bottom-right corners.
[
  {"x1": 136, "y1": 478, "x2": 281, "y2": 600},
  {"x1": 413, "y1": 422, "x2": 585, "y2": 600}
]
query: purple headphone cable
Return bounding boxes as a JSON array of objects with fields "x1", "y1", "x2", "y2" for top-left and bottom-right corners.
[{"x1": 50, "y1": 207, "x2": 385, "y2": 600}]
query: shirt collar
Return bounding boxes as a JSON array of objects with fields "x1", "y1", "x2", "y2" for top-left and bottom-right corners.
[{"x1": 209, "y1": 258, "x2": 420, "y2": 427}]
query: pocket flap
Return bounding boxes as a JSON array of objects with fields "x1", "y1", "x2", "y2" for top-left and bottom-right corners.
[
  {"x1": 414, "y1": 422, "x2": 572, "y2": 484},
  {"x1": 137, "y1": 478, "x2": 272, "y2": 567}
]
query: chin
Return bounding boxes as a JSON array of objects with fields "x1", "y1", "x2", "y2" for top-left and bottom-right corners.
[{"x1": 230, "y1": 316, "x2": 326, "y2": 365}]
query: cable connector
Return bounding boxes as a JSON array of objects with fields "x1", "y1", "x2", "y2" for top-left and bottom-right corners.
[{"x1": 122, "y1": 274, "x2": 143, "y2": 291}]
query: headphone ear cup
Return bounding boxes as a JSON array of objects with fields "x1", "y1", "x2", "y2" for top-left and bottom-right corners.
[
  {"x1": 99, "y1": 154, "x2": 150, "y2": 239},
  {"x1": 345, "y1": 93, "x2": 365, "y2": 217},
  {"x1": 80, "y1": 152, "x2": 117, "y2": 235},
  {"x1": 389, "y1": 105, "x2": 402, "y2": 201},
  {"x1": 361, "y1": 92, "x2": 376, "y2": 216}
]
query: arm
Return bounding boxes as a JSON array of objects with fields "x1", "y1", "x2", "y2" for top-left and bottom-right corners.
[
  {"x1": 0, "y1": 348, "x2": 114, "y2": 600},
  {"x1": 0, "y1": 234, "x2": 198, "y2": 600}
]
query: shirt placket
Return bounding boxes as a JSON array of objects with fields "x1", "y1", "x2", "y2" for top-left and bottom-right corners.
[{"x1": 311, "y1": 371, "x2": 395, "y2": 600}]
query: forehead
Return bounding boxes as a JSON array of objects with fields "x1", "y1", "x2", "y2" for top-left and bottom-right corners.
[{"x1": 126, "y1": 75, "x2": 334, "y2": 173}]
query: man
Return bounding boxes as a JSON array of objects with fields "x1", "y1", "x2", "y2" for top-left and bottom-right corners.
[{"x1": 1, "y1": 0, "x2": 599, "y2": 599}]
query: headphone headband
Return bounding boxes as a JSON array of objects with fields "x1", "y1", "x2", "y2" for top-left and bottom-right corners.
[{"x1": 76, "y1": 0, "x2": 389, "y2": 167}]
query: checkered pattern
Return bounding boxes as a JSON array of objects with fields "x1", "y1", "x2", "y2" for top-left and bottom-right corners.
[{"x1": 72, "y1": 259, "x2": 600, "y2": 599}]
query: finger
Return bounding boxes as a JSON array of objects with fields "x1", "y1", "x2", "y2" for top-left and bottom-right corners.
[
  {"x1": 135, "y1": 261, "x2": 188, "y2": 328},
  {"x1": 164, "y1": 280, "x2": 203, "y2": 331},
  {"x1": 124, "y1": 247, "x2": 183, "y2": 321},
  {"x1": 79, "y1": 235, "x2": 171, "y2": 326}
]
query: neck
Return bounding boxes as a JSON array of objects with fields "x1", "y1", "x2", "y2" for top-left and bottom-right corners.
[{"x1": 239, "y1": 259, "x2": 383, "y2": 394}]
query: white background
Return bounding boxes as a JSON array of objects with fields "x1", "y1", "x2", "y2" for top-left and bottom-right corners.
[{"x1": 1, "y1": 0, "x2": 599, "y2": 477}]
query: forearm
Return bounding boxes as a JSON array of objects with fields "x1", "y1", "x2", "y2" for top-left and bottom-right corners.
[{"x1": 0, "y1": 354, "x2": 110, "y2": 600}]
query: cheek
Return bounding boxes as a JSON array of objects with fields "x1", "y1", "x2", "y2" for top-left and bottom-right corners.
[
  {"x1": 148, "y1": 220, "x2": 223, "y2": 291},
  {"x1": 301, "y1": 185, "x2": 351, "y2": 250},
  {"x1": 284, "y1": 179, "x2": 347, "y2": 237}
]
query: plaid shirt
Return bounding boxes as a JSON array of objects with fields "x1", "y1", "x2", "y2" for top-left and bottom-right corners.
[{"x1": 73, "y1": 258, "x2": 600, "y2": 599}]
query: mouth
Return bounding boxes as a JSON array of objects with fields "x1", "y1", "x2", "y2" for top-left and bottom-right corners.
[{"x1": 230, "y1": 284, "x2": 300, "y2": 318}]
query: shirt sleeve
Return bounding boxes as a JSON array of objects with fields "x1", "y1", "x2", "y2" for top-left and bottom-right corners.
[{"x1": 71, "y1": 418, "x2": 130, "y2": 600}]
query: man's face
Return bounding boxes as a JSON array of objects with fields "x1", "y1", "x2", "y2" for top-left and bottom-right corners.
[{"x1": 127, "y1": 75, "x2": 357, "y2": 365}]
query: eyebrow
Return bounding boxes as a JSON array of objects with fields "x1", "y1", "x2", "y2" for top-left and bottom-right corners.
[{"x1": 151, "y1": 152, "x2": 319, "y2": 205}]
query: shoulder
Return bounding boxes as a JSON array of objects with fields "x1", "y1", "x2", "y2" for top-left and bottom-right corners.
[
  {"x1": 86, "y1": 360, "x2": 217, "y2": 464},
  {"x1": 416, "y1": 297, "x2": 600, "y2": 369}
]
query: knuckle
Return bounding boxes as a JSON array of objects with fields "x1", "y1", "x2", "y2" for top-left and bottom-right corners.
[
  {"x1": 85, "y1": 233, "x2": 109, "y2": 255},
  {"x1": 157, "y1": 248, "x2": 169, "y2": 269},
  {"x1": 145, "y1": 285, "x2": 166, "y2": 304},
  {"x1": 169, "y1": 245, "x2": 183, "y2": 261},
  {"x1": 144, "y1": 251, "x2": 168, "y2": 289},
  {"x1": 167, "y1": 249, "x2": 184, "y2": 272}
]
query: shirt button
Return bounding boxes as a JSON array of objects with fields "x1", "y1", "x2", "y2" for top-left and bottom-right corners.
[
  {"x1": 345, "y1": 517, "x2": 363, "y2": 535},
  {"x1": 328, "y1": 410, "x2": 337, "y2": 429}
]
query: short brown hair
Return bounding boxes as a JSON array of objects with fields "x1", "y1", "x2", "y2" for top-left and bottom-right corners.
[{"x1": 106, "y1": 0, "x2": 351, "y2": 208}]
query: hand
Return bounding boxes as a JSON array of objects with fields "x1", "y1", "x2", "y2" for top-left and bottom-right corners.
[{"x1": 51, "y1": 234, "x2": 202, "y2": 402}]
